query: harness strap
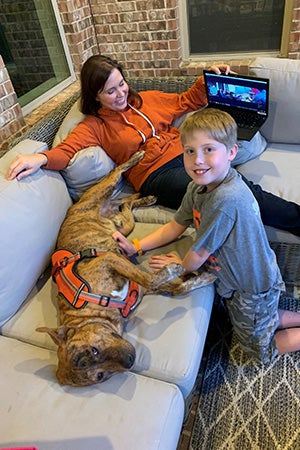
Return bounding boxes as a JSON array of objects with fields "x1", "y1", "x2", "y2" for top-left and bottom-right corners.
[
  {"x1": 52, "y1": 248, "x2": 101, "y2": 277},
  {"x1": 51, "y1": 248, "x2": 141, "y2": 317}
]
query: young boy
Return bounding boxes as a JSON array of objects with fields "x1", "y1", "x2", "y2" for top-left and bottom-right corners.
[{"x1": 113, "y1": 108, "x2": 300, "y2": 364}]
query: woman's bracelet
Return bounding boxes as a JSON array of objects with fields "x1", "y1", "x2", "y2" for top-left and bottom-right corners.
[{"x1": 132, "y1": 238, "x2": 143, "y2": 256}]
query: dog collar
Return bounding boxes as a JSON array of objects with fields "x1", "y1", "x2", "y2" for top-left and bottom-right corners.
[{"x1": 51, "y1": 248, "x2": 142, "y2": 318}]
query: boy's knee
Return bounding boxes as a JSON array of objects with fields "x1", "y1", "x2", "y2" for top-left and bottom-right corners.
[
  {"x1": 226, "y1": 288, "x2": 280, "y2": 364},
  {"x1": 238, "y1": 333, "x2": 278, "y2": 364}
]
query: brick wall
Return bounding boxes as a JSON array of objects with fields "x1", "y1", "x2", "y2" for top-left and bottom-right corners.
[
  {"x1": 0, "y1": 55, "x2": 25, "y2": 152},
  {"x1": 63, "y1": 0, "x2": 300, "y2": 76},
  {"x1": 57, "y1": 0, "x2": 99, "y2": 70},
  {"x1": 1, "y1": 0, "x2": 300, "y2": 150},
  {"x1": 290, "y1": 0, "x2": 300, "y2": 57},
  {"x1": 89, "y1": 0, "x2": 183, "y2": 77}
]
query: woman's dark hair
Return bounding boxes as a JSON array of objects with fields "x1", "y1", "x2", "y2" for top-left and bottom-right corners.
[{"x1": 80, "y1": 55, "x2": 142, "y2": 116}]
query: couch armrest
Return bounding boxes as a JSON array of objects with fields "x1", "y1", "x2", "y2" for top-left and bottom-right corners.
[{"x1": 0, "y1": 140, "x2": 72, "y2": 326}]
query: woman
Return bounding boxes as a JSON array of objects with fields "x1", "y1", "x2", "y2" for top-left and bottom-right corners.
[{"x1": 7, "y1": 55, "x2": 300, "y2": 236}]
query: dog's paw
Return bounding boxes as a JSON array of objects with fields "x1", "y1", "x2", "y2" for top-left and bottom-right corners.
[
  {"x1": 144, "y1": 195, "x2": 157, "y2": 206},
  {"x1": 134, "y1": 150, "x2": 146, "y2": 159},
  {"x1": 119, "y1": 151, "x2": 146, "y2": 174},
  {"x1": 155, "y1": 263, "x2": 185, "y2": 285},
  {"x1": 129, "y1": 150, "x2": 146, "y2": 165},
  {"x1": 113, "y1": 217, "x2": 123, "y2": 228},
  {"x1": 166, "y1": 262, "x2": 185, "y2": 276},
  {"x1": 199, "y1": 271, "x2": 217, "y2": 285},
  {"x1": 181, "y1": 271, "x2": 217, "y2": 289}
]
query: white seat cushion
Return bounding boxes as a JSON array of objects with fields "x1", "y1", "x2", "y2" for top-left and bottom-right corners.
[
  {"x1": 238, "y1": 144, "x2": 300, "y2": 205},
  {"x1": 0, "y1": 336, "x2": 184, "y2": 450}
]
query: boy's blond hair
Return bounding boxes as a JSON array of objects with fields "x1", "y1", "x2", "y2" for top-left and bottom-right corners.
[{"x1": 180, "y1": 107, "x2": 237, "y2": 150}]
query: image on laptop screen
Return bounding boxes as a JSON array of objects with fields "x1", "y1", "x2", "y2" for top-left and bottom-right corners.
[{"x1": 204, "y1": 71, "x2": 268, "y2": 115}]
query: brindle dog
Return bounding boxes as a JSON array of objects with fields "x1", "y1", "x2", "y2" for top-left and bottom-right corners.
[{"x1": 37, "y1": 151, "x2": 215, "y2": 387}]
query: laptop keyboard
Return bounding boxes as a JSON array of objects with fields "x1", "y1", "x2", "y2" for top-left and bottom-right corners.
[{"x1": 230, "y1": 111, "x2": 262, "y2": 129}]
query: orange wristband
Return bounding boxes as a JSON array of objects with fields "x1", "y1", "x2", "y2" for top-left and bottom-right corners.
[{"x1": 132, "y1": 238, "x2": 143, "y2": 256}]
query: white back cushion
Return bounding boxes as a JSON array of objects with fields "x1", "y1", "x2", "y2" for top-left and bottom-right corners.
[
  {"x1": 61, "y1": 146, "x2": 116, "y2": 202},
  {"x1": 53, "y1": 99, "x2": 120, "y2": 201},
  {"x1": 250, "y1": 57, "x2": 300, "y2": 143}
]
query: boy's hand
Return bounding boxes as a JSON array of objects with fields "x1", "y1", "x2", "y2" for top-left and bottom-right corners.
[
  {"x1": 149, "y1": 253, "x2": 183, "y2": 271},
  {"x1": 112, "y1": 231, "x2": 137, "y2": 256}
]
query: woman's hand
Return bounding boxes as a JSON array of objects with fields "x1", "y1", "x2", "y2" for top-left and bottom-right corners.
[
  {"x1": 7, "y1": 153, "x2": 48, "y2": 180},
  {"x1": 209, "y1": 64, "x2": 235, "y2": 75},
  {"x1": 149, "y1": 252, "x2": 183, "y2": 271},
  {"x1": 112, "y1": 231, "x2": 137, "y2": 256}
]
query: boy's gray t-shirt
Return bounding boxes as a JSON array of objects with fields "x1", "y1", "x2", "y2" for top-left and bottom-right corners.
[{"x1": 174, "y1": 168, "x2": 282, "y2": 298}]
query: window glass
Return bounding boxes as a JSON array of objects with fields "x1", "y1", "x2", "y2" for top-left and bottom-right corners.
[
  {"x1": 187, "y1": 0, "x2": 285, "y2": 55},
  {"x1": 0, "y1": 0, "x2": 74, "y2": 110}
]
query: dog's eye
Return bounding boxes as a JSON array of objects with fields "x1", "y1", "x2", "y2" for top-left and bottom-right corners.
[
  {"x1": 92, "y1": 347, "x2": 99, "y2": 356},
  {"x1": 97, "y1": 372, "x2": 103, "y2": 381}
]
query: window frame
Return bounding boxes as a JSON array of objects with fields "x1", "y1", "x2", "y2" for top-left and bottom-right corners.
[
  {"x1": 179, "y1": 0, "x2": 293, "y2": 62},
  {"x1": 20, "y1": 0, "x2": 76, "y2": 116}
]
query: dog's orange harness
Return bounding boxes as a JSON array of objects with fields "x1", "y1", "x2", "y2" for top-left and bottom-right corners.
[{"x1": 51, "y1": 248, "x2": 141, "y2": 318}]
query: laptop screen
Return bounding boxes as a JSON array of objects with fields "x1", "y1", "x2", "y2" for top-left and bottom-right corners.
[{"x1": 203, "y1": 70, "x2": 269, "y2": 116}]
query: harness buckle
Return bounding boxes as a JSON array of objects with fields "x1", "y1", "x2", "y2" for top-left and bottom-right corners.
[
  {"x1": 80, "y1": 248, "x2": 98, "y2": 259},
  {"x1": 128, "y1": 289, "x2": 139, "y2": 312},
  {"x1": 60, "y1": 257, "x2": 69, "y2": 268},
  {"x1": 98, "y1": 296, "x2": 110, "y2": 307},
  {"x1": 121, "y1": 285, "x2": 140, "y2": 318}
]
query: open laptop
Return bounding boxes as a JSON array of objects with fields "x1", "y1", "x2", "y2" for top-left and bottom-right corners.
[{"x1": 203, "y1": 70, "x2": 269, "y2": 141}]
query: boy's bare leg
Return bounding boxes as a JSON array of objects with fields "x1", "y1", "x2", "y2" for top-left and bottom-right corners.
[
  {"x1": 275, "y1": 309, "x2": 300, "y2": 354},
  {"x1": 277, "y1": 309, "x2": 300, "y2": 329}
]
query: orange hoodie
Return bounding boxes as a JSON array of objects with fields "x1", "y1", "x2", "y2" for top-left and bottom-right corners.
[{"x1": 43, "y1": 77, "x2": 207, "y2": 191}]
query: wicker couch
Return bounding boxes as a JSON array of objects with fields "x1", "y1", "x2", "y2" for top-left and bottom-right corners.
[{"x1": 0, "y1": 56, "x2": 299, "y2": 450}]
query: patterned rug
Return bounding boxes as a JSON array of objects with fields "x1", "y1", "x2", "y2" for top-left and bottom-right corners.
[{"x1": 190, "y1": 286, "x2": 300, "y2": 450}]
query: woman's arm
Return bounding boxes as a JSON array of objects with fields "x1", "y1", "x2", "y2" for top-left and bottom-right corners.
[
  {"x1": 7, "y1": 117, "x2": 101, "y2": 180},
  {"x1": 210, "y1": 64, "x2": 231, "y2": 75},
  {"x1": 7, "y1": 153, "x2": 48, "y2": 181},
  {"x1": 174, "y1": 64, "x2": 232, "y2": 118}
]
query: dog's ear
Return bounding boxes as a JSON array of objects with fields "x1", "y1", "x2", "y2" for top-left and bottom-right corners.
[{"x1": 36, "y1": 326, "x2": 74, "y2": 346}]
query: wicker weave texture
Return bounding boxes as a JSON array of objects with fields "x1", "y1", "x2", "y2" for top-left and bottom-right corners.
[
  {"x1": 270, "y1": 242, "x2": 300, "y2": 285},
  {"x1": 128, "y1": 76, "x2": 198, "y2": 94},
  {"x1": 10, "y1": 91, "x2": 80, "y2": 150}
]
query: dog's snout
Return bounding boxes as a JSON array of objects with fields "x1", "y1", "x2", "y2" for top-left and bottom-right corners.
[
  {"x1": 104, "y1": 345, "x2": 136, "y2": 369},
  {"x1": 125, "y1": 352, "x2": 135, "y2": 369}
]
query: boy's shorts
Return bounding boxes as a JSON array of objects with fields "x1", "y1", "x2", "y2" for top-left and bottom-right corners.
[{"x1": 225, "y1": 285, "x2": 281, "y2": 363}]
